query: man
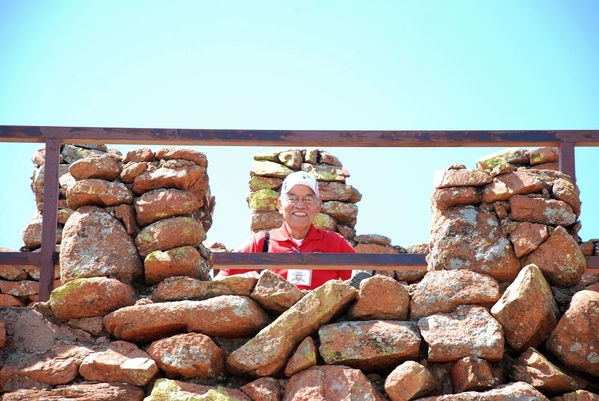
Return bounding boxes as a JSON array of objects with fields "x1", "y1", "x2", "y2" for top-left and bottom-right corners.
[{"x1": 216, "y1": 171, "x2": 355, "y2": 290}]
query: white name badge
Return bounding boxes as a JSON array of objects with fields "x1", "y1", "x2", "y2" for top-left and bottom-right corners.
[{"x1": 287, "y1": 269, "x2": 312, "y2": 287}]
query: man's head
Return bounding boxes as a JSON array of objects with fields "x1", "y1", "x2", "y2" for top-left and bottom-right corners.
[{"x1": 278, "y1": 171, "x2": 322, "y2": 238}]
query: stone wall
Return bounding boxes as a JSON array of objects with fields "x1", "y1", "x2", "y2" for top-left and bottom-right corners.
[{"x1": 0, "y1": 146, "x2": 599, "y2": 399}]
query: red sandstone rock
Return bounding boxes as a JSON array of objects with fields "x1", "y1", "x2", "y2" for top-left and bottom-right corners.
[
  {"x1": 147, "y1": 378, "x2": 251, "y2": 400},
  {"x1": 68, "y1": 155, "x2": 121, "y2": 180},
  {"x1": 60, "y1": 206, "x2": 142, "y2": 284},
  {"x1": 120, "y1": 161, "x2": 147, "y2": 182},
  {"x1": 318, "y1": 181, "x2": 357, "y2": 201},
  {"x1": 552, "y1": 177, "x2": 581, "y2": 217},
  {"x1": 1, "y1": 382, "x2": 145, "y2": 401},
  {"x1": 529, "y1": 146, "x2": 559, "y2": 165},
  {"x1": 79, "y1": 340, "x2": 158, "y2": 386},
  {"x1": 301, "y1": 162, "x2": 349, "y2": 182},
  {"x1": 347, "y1": 274, "x2": 410, "y2": 320},
  {"x1": 547, "y1": 290, "x2": 599, "y2": 377},
  {"x1": 557, "y1": 390, "x2": 599, "y2": 401},
  {"x1": 491, "y1": 264, "x2": 559, "y2": 351},
  {"x1": 509, "y1": 222, "x2": 549, "y2": 258},
  {"x1": 240, "y1": 377, "x2": 282, "y2": 401},
  {"x1": 427, "y1": 205, "x2": 521, "y2": 282},
  {"x1": 144, "y1": 246, "x2": 208, "y2": 285},
  {"x1": 0, "y1": 280, "x2": 39, "y2": 297},
  {"x1": 277, "y1": 149, "x2": 303, "y2": 169},
  {"x1": 384, "y1": 360, "x2": 441, "y2": 401},
  {"x1": 113, "y1": 203, "x2": 136, "y2": 235},
  {"x1": 354, "y1": 243, "x2": 399, "y2": 253},
  {"x1": 251, "y1": 269, "x2": 304, "y2": 313},
  {"x1": 134, "y1": 188, "x2": 201, "y2": 226},
  {"x1": 226, "y1": 281, "x2": 356, "y2": 378},
  {"x1": 510, "y1": 194, "x2": 576, "y2": 226},
  {"x1": 431, "y1": 186, "x2": 480, "y2": 211},
  {"x1": 511, "y1": 347, "x2": 578, "y2": 393},
  {"x1": 284, "y1": 336, "x2": 317, "y2": 377},
  {"x1": 481, "y1": 171, "x2": 544, "y2": 202},
  {"x1": 104, "y1": 296, "x2": 270, "y2": 343},
  {"x1": 283, "y1": 365, "x2": 387, "y2": 401},
  {"x1": 525, "y1": 226, "x2": 587, "y2": 287},
  {"x1": 123, "y1": 147, "x2": 155, "y2": 163},
  {"x1": 433, "y1": 168, "x2": 492, "y2": 189},
  {"x1": 152, "y1": 275, "x2": 257, "y2": 302},
  {"x1": 417, "y1": 381, "x2": 549, "y2": 400},
  {"x1": 132, "y1": 162, "x2": 207, "y2": 195},
  {"x1": 418, "y1": 305, "x2": 504, "y2": 363},
  {"x1": 147, "y1": 332, "x2": 226, "y2": 380},
  {"x1": 319, "y1": 320, "x2": 421, "y2": 371},
  {"x1": 49, "y1": 277, "x2": 137, "y2": 322},
  {"x1": 250, "y1": 211, "x2": 284, "y2": 232},
  {"x1": 450, "y1": 356, "x2": 496, "y2": 393},
  {"x1": 320, "y1": 200, "x2": 358, "y2": 224},
  {"x1": 155, "y1": 147, "x2": 208, "y2": 167},
  {"x1": 134, "y1": 216, "x2": 205, "y2": 258},
  {"x1": 66, "y1": 179, "x2": 133, "y2": 210},
  {"x1": 410, "y1": 270, "x2": 500, "y2": 320},
  {"x1": 0, "y1": 294, "x2": 26, "y2": 307}
]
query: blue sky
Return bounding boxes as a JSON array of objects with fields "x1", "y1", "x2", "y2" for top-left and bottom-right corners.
[{"x1": 1, "y1": 0, "x2": 598, "y2": 251}]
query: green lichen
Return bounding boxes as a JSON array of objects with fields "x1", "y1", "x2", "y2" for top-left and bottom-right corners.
[{"x1": 50, "y1": 278, "x2": 87, "y2": 306}]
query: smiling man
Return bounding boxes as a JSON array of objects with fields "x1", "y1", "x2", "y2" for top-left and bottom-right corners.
[{"x1": 216, "y1": 171, "x2": 355, "y2": 290}]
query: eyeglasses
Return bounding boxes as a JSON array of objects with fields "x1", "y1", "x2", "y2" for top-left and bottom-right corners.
[{"x1": 283, "y1": 195, "x2": 319, "y2": 205}]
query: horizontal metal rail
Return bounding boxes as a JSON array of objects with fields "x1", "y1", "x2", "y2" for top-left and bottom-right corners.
[{"x1": 1, "y1": 126, "x2": 598, "y2": 301}]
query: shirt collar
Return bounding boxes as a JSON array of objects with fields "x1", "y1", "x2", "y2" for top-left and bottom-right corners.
[{"x1": 271, "y1": 224, "x2": 321, "y2": 242}]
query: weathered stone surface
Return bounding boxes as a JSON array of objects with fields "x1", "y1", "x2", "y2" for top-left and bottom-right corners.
[
  {"x1": 248, "y1": 175, "x2": 283, "y2": 192},
  {"x1": 417, "y1": 381, "x2": 549, "y2": 400},
  {"x1": 67, "y1": 179, "x2": 133, "y2": 210},
  {"x1": 320, "y1": 200, "x2": 358, "y2": 223},
  {"x1": 410, "y1": 270, "x2": 499, "y2": 320},
  {"x1": 418, "y1": 305, "x2": 504, "y2": 363},
  {"x1": 247, "y1": 189, "x2": 279, "y2": 213},
  {"x1": 124, "y1": 147, "x2": 154, "y2": 163},
  {"x1": 427, "y1": 206, "x2": 521, "y2": 282},
  {"x1": 319, "y1": 150, "x2": 343, "y2": 167},
  {"x1": 319, "y1": 181, "x2": 356, "y2": 201},
  {"x1": 319, "y1": 320, "x2": 421, "y2": 372},
  {"x1": 431, "y1": 186, "x2": 480, "y2": 211},
  {"x1": 552, "y1": 177, "x2": 581, "y2": 217},
  {"x1": 510, "y1": 194, "x2": 577, "y2": 226},
  {"x1": 347, "y1": 274, "x2": 410, "y2": 320},
  {"x1": 113, "y1": 204, "x2": 136, "y2": 235},
  {"x1": 155, "y1": 147, "x2": 208, "y2": 167},
  {"x1": 313, "y1": 212, "x2": 337, "y2": 232},
  {"x1": 250, "y1": 160, "x2": 293, "y2": 178},
  {"x1": 134, "y1": 188, "x2": 201, "y2": 226},
  {"x1": 134, "y1": 216, "x2": 205, "y2": 258},
  {"x1": 226, "y1": 281, "x2": 356, "y2": 378},
  {"x1": 301, "y1": 162, "x2": 349, "y2": 182},
  {"x1": 1, "y1": 382, "x2": 146, "y2": 401},
  {"x1": 547, "y1": 290, "x2": 599, "y2": 377},
  {"x1": 557, "y1": 390, "x2": 599, "y2": 401},
  {"x1": 354, "y1": 243, "x2": 399, "y2": 254},
  {"x1": 132, "y1": 162, "x2": 207, "y2": 196},
  {"x1": 68, "y1": 155, "x2": 121, "y2": 181},
  {"x1": 481, "y1": 171, "x2": 545, "y2": 202},
  {"x1": 147, "y1": 332, "x2": 226, "y2": 380},
  {"x1": 240, "y1": 377, "x2": 282, "y2": 401},
  {"x1": 450, "y1": 356, "x2": 496, "y2": 393},
  {"x1": 284, "y1": 336, "x2": 317, "y2": 377},
  {"x1": 355, "y1": 234, "x2": 392, "y2": 245},
  {"x1": 509, "y1": 222, "x2": 548, "y2": 258},
  {"x1": 68, "y1": 316, "x2": 106, "y2": 336},
  {"x1": 433, "y1": 169, "x2": 492, "y2": 189},
  {"x1": 529, "y1": 146, "x2": 559, "y2": 165},
  {"x1": 384, "y1": 360, "x2": 440, "y2": 401},
  {"x1": 0, "y1": 280, "x2": 39, "y2": 297},
  {"x1": 251, "y1": 269, "x2": 304, "y2": 313},
  {"x1": 0, "y1": 344, "x2": 93, "y2": 387},
  {"x1": 250, "y1": 211, "x2": 285, "y2": 232},
  {"x1": 61, "y1": 144, "x2": 106, "y2": 164},
  {"x1": 21, "y1": 211, "x2": 62, "y2": 249},
  {"x1": 104, "y1": 296, "x2": 270, "y2": 343},
  {"x1": 525, "y1": 226, "x2": 587, "y2": 287},
  {"x1": 477, "y1": 147, "x2": 530, "y2": 170},
  {"x1": 120, "y1": 161, "x2": 147, "y2": 183},
  {"x1": 49, "y1": 277, "x2": 137, "y2": 322},
  {"x1": 144, "y1": 246, "x2": 209, "y2": 286},
  {"x1": 79, "y1": 341, "x2": 158, "y2": 386},
  {"x1": 152, "y1": 275, "x2": 257, "y2": 302},
  {"x1": 491, "y1": 264, "x2": 559, "y2": 351},
  {"x1": 511, "y1": 347, "x2": 578, "y2": 393},
  {"x1": 283, "y1": 365, "x2": 386, "y2": 401},
  {"x1": 60, "y1": 206, "x2": 142, "y2": 284},
  {"x1": 0, "y1": 294, "x2": 25, "y2": 307},
  {"x1": 145, "y1": 378, "x2": 251, "y2": 401},
  {"x1": 277, "y1": 149, "x2": 303, "y2": 169}
]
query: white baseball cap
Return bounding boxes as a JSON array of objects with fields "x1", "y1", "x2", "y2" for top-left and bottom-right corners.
[{"x1": 281, "y1": 171, "x2": 320, "y2": 197}]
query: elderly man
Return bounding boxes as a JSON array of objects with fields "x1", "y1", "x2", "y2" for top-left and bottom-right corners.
[{"x1": 216, "y1": 171, "x2": 356, "y2": 290}]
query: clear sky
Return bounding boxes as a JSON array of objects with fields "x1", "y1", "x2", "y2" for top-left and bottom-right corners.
[{"x1": 1, "y1": 0, "x2": 598, "y2": 251}]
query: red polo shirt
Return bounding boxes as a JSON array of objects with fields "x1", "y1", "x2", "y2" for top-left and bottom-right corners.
[{"x1": 218, "y1": 224, "x2": 355, "y2": 290}]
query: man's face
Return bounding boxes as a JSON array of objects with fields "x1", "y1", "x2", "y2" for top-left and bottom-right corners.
[{"x1": 278, "y1": 184, "x2": 322, "y2": 232}]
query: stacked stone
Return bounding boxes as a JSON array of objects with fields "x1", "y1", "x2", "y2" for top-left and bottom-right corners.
[{"x1": 246, "y1": 148, "x2": 362, "y2": 242}]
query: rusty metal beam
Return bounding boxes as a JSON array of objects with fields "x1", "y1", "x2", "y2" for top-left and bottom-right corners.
[{"x1": 2, "y1": 126, "x2": 599, "y2": 147}]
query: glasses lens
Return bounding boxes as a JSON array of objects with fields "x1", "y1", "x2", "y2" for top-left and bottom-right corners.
[{"x1": 285, "y1": 195, "x2": 316, "y2": 204}]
